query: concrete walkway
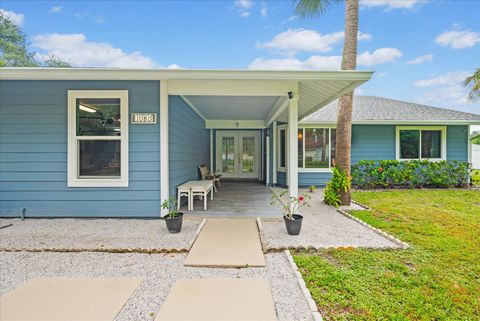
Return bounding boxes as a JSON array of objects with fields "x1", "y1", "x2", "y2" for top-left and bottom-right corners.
[{"x1": 185, "y1": 218, "x2": 265, "y2": 267}]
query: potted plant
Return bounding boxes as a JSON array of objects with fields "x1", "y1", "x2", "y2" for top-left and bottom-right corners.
[
  {"x1": 271, "y1": 190, "x2": 310, "y2": 235},
  {"x1": 161, "y1": 197, "x2": 183, "y2": 233},
  {"x1": 308, "y1": 184, "x2": 317, "y2": 193}
]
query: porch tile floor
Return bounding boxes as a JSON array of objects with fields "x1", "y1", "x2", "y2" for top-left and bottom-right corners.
[
  {"x1": 0, "y1": 251, "x2": 314, "y2": 321},
  {"x1": 185, "y1": 181, "x2": 280, "y2": 217}
]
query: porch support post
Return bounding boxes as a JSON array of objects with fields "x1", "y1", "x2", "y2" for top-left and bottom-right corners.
[
  {"x1": 210, "y1": 129, "x2": 214, "y2": 171},
  {"x1": 160, "y1": 80, "x2": 169, "y2": 217},
  {"x1": 272, "y1": 121, "x2": 277, "y2": 185},
  {"x1": 266, "y1": 134, "x2": 270, "y2": 186},
  {"x1": 287, "y1": 95, "x2": 299, "y2": 211}
]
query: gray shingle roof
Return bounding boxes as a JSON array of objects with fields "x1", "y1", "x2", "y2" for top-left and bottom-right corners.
[{"x1": 303, "y1": 96, "x2": 480, "y2": 123}]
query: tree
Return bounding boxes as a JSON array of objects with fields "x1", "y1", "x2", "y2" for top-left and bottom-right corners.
[
  {"x1": 0, "y1": 12, "x2": 70, "y2": 67},
  {"x1": 294, "y1": 0, "x2": 358, "y2": 205},
  {"x1": 464, "y1": 68, "x2": 480, "y2": 102}
]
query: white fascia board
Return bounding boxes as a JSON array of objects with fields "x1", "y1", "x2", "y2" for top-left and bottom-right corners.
[
  {"x1": 0, "y1": 67, "x2": 373, "y2": 82},
  {"x1": 299, "y1": 120, "x2": 480, "y2": 125},
  {"x1": 205, "y1": 119, "x2": 266, "y2": 129}
]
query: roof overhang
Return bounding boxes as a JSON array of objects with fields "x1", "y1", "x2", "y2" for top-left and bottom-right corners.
[
  {"x1": 300, "y1": 120, "x2": 480, "y2": 125},
  {"x1": 0, "y1": 67, "x2": 373, "y2": 124}
]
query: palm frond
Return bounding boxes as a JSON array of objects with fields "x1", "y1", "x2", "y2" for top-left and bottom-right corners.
[
  {"x1": 293, "y1": 0, "x2": 338, "y2": 18},
  {"x1": 464, "y1": 68, "x2": 480, "y2": 102}
]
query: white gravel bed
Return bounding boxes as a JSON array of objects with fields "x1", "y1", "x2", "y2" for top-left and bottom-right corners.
[
  {"x1": 262, "y1": 189, "x2": 399, "y2": 250},
  {"x1": 0, "y1": 251, "x2": 313, "y2": 321},
  {"x1": 0, "y1": 218, "x2": 202, "y2": 251}
]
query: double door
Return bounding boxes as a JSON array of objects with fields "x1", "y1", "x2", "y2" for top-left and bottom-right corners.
[{"x1": 216, "y1": 131, "x2": 260, "y2": 179}]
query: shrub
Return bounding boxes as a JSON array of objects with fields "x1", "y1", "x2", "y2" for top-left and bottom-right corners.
[
  {"x1": 324, "y1": 167, "x2": 352, "y2": 207},
  {"x1": 351, "y1": 160, "x2": 470, "y2": 189},
  {"x1": 472, "y1": 170, "x2": 480, "y2": 187}
]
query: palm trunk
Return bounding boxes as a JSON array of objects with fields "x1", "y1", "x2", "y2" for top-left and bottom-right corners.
[{"x1": 336, "y1": 0, "x2": 358, "y2": 205}]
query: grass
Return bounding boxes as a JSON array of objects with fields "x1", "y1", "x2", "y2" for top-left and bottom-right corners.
[
  {"x1": 294, "y1": 189, "x2": 480, "y2": 321},
  {"x1": 472, "y1": 169, "x2": 480, "y2": 187}
]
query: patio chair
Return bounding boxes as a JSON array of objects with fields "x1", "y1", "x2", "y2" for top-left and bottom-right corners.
[{"x1": 198, "y1": 164, "x2": 221, "y2": 191}]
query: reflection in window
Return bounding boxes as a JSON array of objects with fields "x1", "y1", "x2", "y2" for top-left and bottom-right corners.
[
  {"x1": 421, "y1": 131, "x2": 441, "y2": 159},
  {"x1": 221, "y1": 137, "x2": 235, "y2": 173},
  {"x1": 400, "y1": 130, "x2": 420, "y2": 159},
  {"x1": 298, "y1": 129, "x2": 303, "y2": 168},
  {"x1": 279, "y1": 129, "x2": 286, "y2": 168},
  {"x1": 79, "y1": 140, "x2": 121, "y2": 177},
  {"x1": 76, "y1": 98, "x2": 121, "y2": 136},
  {"x1": 305, "y1": 128, "x2": 330, "y2": 168}
]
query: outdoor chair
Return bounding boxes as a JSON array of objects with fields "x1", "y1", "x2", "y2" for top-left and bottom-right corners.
[{"x1": 198, "y1": 164, "x2": 221, "y2": 191}]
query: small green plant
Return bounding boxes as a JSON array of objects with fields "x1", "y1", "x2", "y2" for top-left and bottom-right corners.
[
  {"x1": 271, "y1": 190, "x2": 310, "y2": 219},
  {"x1": 472, "y1": 169, "x2": 480, "y2": 187},
  {"x1": 161, "y1": 197, "x2": 178, "y2": 218},
  {"x1": 324, "y1": 167, "x2": 352, "y2": 207},
  {"x1": 308, "y1": 184, "x2": 317, "y2": 193}
]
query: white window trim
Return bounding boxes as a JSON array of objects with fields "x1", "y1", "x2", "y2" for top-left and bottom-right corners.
[
  {"x1": 67, "y1": 90, "x2": 129, "y2": 187},
  {"x1": 277, "y1": 125, "x2": 336, "y2": 173},
  {"x1": 395, "y1": 126, "x2": 447, "y2": 161}
]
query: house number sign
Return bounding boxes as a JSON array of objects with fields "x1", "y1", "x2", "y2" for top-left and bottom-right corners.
[{"x1": 131, "y1": 113, "x2": 157, "y2": 124}]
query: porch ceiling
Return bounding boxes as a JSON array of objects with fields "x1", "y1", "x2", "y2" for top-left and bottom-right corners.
[{"x1": 183, "y1": 95, "x2": 280, "y2": 120}]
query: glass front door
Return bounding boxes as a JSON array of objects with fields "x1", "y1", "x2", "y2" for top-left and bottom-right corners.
[{"x1": 216, "y1": 131, "x2": 260, "y2": 179}]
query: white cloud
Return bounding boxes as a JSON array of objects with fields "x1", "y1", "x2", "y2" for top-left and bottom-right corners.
[
  {"x1": 0, "y1": 8, "x2": 24, "y2": 26},
  {"x1": 357, "y1": 48, "x2": 402, "y2": 66},
  {"x1": 234, "y1": 0, "x2": 253, "y2": 9},
  {"x1": 414, "y1": 70, "x2": 479, "y2": 112},
  {"x1": 358, "y1": 31, "x2": 373, "y2": 41},
  {"x1": 248, "y1": 47, "x2": 402, "y2": 70},
  {"x1": 360, "y1": 0, "x2": 427, "y2": 11},
  {"x1": 260, "y1": 2, "x2": 267, "y2": 17},
  {"x1": 49, "y1": 6, "x2": 62, "y2": 14},
  {"x1": 414, "y1": 71, "x2": 470, "y2": 87},
  {"x1": 32, "y1": 33, "x2": 158, "y2": 68},
  {"x1": 235, "y1": 0, "x2": 253, "y2": 17},
  {"x1": 258, "y1": 29, "x2": 372, "y2": 54},
  {"x1": 406, "y1": 54, "x2": 433, "y2": 64},
  {"x1": 435, "y1": 29, "x2": 480, "y2": 49},
  {"x1": 376, "y1": 72, "x2": 387, "y2": 78},
  {"x1": 281, "y1": 15, "x2": 297, "y2": 25}
]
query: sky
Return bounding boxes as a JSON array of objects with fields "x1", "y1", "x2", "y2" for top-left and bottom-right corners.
[{"x1": 1, "y1": 0, "x2": 480, "y2": 115}]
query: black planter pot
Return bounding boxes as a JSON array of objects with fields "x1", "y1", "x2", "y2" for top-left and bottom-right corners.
[
  {"x1": 165, "y1": 213, "x2": 183, "y2": 233},
  {"x1": 283, "y1": 214, "x2": 303, "y2": 235}
]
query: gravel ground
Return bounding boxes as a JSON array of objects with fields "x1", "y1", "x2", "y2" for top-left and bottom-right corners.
[
  {"x1": 262, "y1": 188, "x2": 399, "y2": 249},
  {"x1": 0, "y1": 251, "x2": 313, "y2": 321},
  {"x1": 0, "y1": 218, "x2": 202, "y2": 251}
]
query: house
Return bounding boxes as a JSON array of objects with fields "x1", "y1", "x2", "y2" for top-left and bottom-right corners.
[{"x1": 0, "y1": 68, "x2": 478, "y2": 218}]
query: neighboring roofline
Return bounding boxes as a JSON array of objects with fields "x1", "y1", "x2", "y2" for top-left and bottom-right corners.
[
  {"x1": 300, "y1": 120, "x2": 480, "y2": 125},
  {"x1": 0, "y1": 67, "x2": 373, "y2": 81}
]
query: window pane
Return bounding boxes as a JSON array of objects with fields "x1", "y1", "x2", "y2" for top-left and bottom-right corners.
[
  {"x1": 241, "y1": 136, "x2": 254, "y2": 173},
  {"x1": 305, "y1": 128, "x2": 329, "y2": 168},
  {"x1": 421, "y1": 130, "x2": 441, "y2": 158},
  {"x1": 400, "y1": 130, "x2": 420, "y2": 159},
  {"x1": 221, "y1": 137, "x2": 235, "y2": 173},
  {"x1": 79, "y1": 140, "x2": 121, "y2": 177},
  {"x1": 331, "y1": 129, "x2": 336, "y2": 167},
  {"x1": 77, "y1": 98, "x2": 121, "y2": 136},
  {"x1": 298, "y1": 129, "x2": 304, "y2": 168},
  {"x1": 280, "y1": 129, "x2": 286, "y2": 168}
]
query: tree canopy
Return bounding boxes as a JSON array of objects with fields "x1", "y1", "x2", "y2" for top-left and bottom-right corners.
[{"x1": 0, "y1": 12, "x2": 70, "y2": 67}]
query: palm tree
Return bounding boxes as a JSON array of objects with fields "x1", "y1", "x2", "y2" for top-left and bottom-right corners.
[
  {"x1": 464, "y1": 68, "x2": 480, "y2": 102},
  {"x1": 294, "y1": 0, "x2": 358, "y2": 205}
]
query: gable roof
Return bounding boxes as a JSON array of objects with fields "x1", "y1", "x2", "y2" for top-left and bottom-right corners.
[{"x1": 302, "y1": 96, "x2": 480, "y2": 124}]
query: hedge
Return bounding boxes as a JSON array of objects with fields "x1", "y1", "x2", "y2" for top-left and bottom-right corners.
[{"x1": 351, "y1": 160, "x2": 471, "y2": 189}]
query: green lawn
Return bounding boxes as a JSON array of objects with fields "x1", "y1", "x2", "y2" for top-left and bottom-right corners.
[{"x1": 294, "y1": 190, "x2": 480, "y2": 321}]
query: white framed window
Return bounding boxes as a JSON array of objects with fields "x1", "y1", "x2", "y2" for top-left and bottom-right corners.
[
  {"x1": 67, "y1": 90, "x2": 129, "y2": 187},
  {"x1": 396, "y1": 126, "x2": 447, "y2": 161},
  {"x1": 277, "y1": 125, "x2": 336, "y2": 172}
]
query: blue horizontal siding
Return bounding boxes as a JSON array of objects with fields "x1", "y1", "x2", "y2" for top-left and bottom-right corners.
[
  {"x1": 168, "y1": 96, "x2": 209, "y2": 198},
  {"x1": 277, "y1": 172, "x2": 287, "y2": 187},
  {"x1": 351, "y1": 125, "x2": 396, "y2": 164},
  {"x1": 0, "y1": 80, "x2": 161, "y2": 217},
  {"x1": 447, "y1": 125, "x2": 468, "y2": 161},
  {"x1": 299, "y1": 172, "x2": 332, "y2": 187}
]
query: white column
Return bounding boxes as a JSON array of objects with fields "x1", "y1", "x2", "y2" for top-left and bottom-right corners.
[
  {"x1": 272, "y1": 121, "x2": 277, "y2": 185},
  {"x1": 260, "y1": 129, "x2": 264, "y2": 182},
  {"x1": 210, "y1": 129, "x2": 214, "y2": 171},
  {"x1": 266, "y1": 135, "x2": 270, "y2": 186},
  {"x1": 160, "y1": 80, "x2": 169, "y2": 217},
  {"x1": 287, "y1": 96, "x2": 299, "y2": 210}
]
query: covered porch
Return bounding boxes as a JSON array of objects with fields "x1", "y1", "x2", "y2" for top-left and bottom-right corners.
[{"x1": 163, "y1": 70, "x2": 373, "y2": 216}]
